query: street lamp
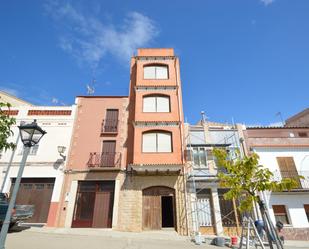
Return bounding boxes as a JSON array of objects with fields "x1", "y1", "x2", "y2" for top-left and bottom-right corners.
[{"x1": 0, "y1": 120, "x2": 46, "y2": 249}]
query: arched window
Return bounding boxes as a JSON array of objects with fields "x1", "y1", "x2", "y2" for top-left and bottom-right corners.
[
  {"x1": 143, "y1": 65, "x2": 168, "y2": 79},
  {"x1": 143, "y1": 95, "x2": 170, "y2": 113},
  {"x1": 142, "y1": 131, "x2": 172, "y2": 153}
]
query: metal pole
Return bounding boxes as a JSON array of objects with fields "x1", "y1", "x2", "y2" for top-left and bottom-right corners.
[
  {"x1": 0, "y1": 146, "x2": 30, "y2": 249},
  {"x1": 0, "y1": 133, "x2": 20, "y2": 193}
]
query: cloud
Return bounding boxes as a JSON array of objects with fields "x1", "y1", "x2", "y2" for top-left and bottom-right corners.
[
  {"x1": 52, "y1": 97, "x2": 59, "y2": 104},
  {"x1": 259, "y1": 0, "x2": 275, "y2": 6},
  {"x1": 44, "y1": 2, "x2": 159, "y2": 69}
]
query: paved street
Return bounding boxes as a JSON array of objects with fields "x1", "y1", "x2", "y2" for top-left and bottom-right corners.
[{"x1": 4, "y1": 227, "x2": 309, "y2": 249}]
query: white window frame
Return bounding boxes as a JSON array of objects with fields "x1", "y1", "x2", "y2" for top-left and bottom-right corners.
[
  {"x1": 143, "y1": 65, "x2": 169, "y2": 80},
  {"x1": 142, "y1": 131, "x2": 172, "y2": 153},
  {"x1": 143, "y1": 95, "x2": 170, "y2": 113}
]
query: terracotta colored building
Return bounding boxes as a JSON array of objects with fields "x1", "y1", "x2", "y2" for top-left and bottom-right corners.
[
  {"x1": 56, "y1": 48, "x2": 188, "y2": 234},
  {"x1": 56, "y1": 96, "x2": 129, "y2": 229}
]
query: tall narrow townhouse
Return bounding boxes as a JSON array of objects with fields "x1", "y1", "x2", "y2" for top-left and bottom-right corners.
[
  {"x1": 184, "y1": 120, "x2": 244, "y2": 237},
  {"x1": 117, "y1": 48, "x2": 188, "y2": 234},
  {"x1": 56, "y1": 96, "x2": 128, "y2": 229},
  {"x1": 0, "y1": 97, "x2": 76, "y2": 226}
]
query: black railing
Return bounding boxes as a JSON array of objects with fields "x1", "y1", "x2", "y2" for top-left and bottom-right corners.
[
  {"x1": 102, "y1": 119, "x2": 118, "y2": 133},
  {"x1": 87, "y1": 152, "x2": 121, "y2": 168}
]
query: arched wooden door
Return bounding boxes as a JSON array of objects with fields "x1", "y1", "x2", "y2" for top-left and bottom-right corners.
[{"x1": 142, "y1": 186, "x2": 175, "y2": 230}]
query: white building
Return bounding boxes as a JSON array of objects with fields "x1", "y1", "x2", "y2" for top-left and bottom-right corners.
[
  {"x1": 0, "y1": 94, "x2": 76, "y2": 226},
  {"x1": 244, "y1": 126, "x2": 309, "y2": 240}
]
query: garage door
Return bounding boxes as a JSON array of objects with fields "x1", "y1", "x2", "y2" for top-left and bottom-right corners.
[{"x1": 11, "y1": 178, "x2": 55, "y2": 223}]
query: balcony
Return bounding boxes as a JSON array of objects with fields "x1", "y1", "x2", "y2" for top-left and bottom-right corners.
[
  {"x1": 87, "y1": 152, "x2": 121, "y2": 169},
  {"x1": 101, "y1": 119, "x2": 118, "y2": 134},
  {"x1": 272, "y1": 170, "x2": 309, "y2": 190}
]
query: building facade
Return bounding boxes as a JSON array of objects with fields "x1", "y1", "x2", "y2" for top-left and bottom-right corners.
[
  {"x1": 116, "y1": 48, "x2": 188, "y2": 234},
  {"x1": 0, "y1": 104, "x2": 76, "y2": 226},
  {"x1": 185, "y1": 121, "x2": 245, "y2": 237},
  {"x1": 55, "y1": 96, "x2": 129, "y2": 229},
  {"x1": 243, "y1": 126, "x2": 309, "y2": 240}
]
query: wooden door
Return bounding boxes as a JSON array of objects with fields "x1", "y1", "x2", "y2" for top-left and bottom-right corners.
[
  {"x1": 92, "y1": 191, "x2": 113, "y2": 228},
  {"x1": 72, "y1": 182, "x2": 96, "y2": 228},
  {"x1": 143, "y1": 195, "x2": 161, "y2": 230},
  {"x1": 142, "y1": 186, "x2": 175, "y2": 230},
  {"x1": 105, "y1": 109, "x2": 119, "y2": 132},
  {"x1": 102, "y1": 141, "x2": 116, "y2": 167}
]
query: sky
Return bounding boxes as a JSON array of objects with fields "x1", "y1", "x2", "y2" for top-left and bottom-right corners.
[{"x1": 0, "y1": 0, "x2": 308, "y2": 125}]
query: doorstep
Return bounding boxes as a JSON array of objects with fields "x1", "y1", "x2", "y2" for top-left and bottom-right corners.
[{"x1": 22, "y1": 227, "x2": 188, "y2": 242}]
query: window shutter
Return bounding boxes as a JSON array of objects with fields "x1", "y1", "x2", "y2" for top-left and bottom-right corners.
[
  {"x1": 157, "y1": 132, "x2": 172, "y2": 152},
  {"x1": 143, "y1": 97, "x2": 156, "y2": 112},
  {"x1": 142, "y1": 133, "x2": 157, "y2": 152},
  {"x1": 144, "y1": 66, "x2": 155, "y2": 79},
  {"x1": 156, "y1": 96, "x2": 170, "y2": 112},
  {"x1": 155, "y1": 66, "x2": 168, "y2": 79}
]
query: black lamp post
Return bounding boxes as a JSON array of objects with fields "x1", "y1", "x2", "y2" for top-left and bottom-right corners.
[{"x1": 0, "y1": 120, "x2": 46, "y2": 249}]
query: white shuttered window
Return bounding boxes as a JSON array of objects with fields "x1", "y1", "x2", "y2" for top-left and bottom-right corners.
[
  {"x1": 143, "y1": 96, "x2": 170, "y2": 113},
  {"x1": 142, "y1": 132, "x2": 172, "y2": 152},
  {"x1": 143, "y1": 65, "x2": 168, "y2": 79}
]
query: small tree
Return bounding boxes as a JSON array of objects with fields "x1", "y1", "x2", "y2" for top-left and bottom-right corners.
[
  {"x1": 213, "y1": 148, "x2": 300, "y2": 214},
  {"x1": 213, "y1": 148, "x2": 300, "y2": 248},
  {"x1": 0, "y1": 102, "x2": 16, "y2": 151},
  {"x1": 213, "y1": 148, "x2": 299, "y2": 212}
]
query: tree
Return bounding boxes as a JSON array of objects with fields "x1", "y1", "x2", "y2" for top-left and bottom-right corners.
[
  {"x1": 0, "y1": 102, "x2": 16, "y2": 152},
  {"x1": 213, "y1": 148, "x2": 300, "y2": 248},
  {"x1": 213, "y1": 148, "x2": 299, "y2": 212}
]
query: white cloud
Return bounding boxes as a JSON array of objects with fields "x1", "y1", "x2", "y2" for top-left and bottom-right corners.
[
  {"x1": 45, "y1": 2, "x2": 159, "y2": 68},
  {"x1": 52, "y1": 97, "x2": 59, "y2": 104},
  {"x1": 259, "y1": 0, "x2": 275, "y2": 6}
]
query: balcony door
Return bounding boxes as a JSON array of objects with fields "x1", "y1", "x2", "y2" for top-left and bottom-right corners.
[
  {"x1": 104, "y1": 109, "x2": 119, "y2": 132},
  {"x1": 101, "y1": 141, "x2": 116, "y2": 167}
]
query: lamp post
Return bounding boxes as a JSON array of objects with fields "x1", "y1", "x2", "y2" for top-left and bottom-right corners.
[{"x1": 0, "y1": 120, "x2": 46, "y2": 249}]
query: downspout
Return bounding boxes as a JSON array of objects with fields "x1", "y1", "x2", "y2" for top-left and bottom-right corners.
[{"x1": 174, "y1": 57, "x2": 189, "y2": 235}]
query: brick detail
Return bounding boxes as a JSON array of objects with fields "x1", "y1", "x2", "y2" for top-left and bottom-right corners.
[
  {"x1": 28, "y1": 110, "x2": 72, "y2": 116},
  {"x1": 1, "y1": 110, "x2": 19, "y2": 115}
]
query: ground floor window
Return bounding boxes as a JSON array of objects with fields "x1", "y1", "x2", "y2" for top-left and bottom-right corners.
[
  {"x1": 218, "y1": 189, "x2": 241, "y2": 227},
  {"x1": 272, "y1": 205, "x2": 290, "y2": 225},
  {"x1": 197, "y1": 189, "x2": 213, "y2": 227}
]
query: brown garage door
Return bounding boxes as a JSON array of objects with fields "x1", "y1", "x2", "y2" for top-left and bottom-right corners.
[{"x1": 11, "y1": 178, "x2": 55, "y2": 223}]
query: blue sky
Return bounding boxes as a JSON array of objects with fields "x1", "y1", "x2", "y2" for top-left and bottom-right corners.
[{"x1": 0, "y1": 0, "x2": 308, "y2": 125}]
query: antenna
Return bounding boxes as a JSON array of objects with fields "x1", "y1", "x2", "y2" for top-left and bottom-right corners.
[
  {"x1": 275, "y1": 112, "x2": 285, "y2": 126},
  {"x1": 86, "y1": 78, "x2": 96, "y2": 95},
  {"x1": 201, "y1": 111, "x2": 207, "y2": 124}
]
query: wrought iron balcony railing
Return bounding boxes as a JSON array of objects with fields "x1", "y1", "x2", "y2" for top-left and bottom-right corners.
[
  {"x1": 87, "y1": 152, "x2": 121, "y2": 168},
  {"x1": 101, "y1": 119, "x2": 118, "y2": 133},
  {"x1": 272, "y1": 170, "x2": 309, "y2": 189}
]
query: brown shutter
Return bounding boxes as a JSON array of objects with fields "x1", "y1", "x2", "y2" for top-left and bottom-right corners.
[
  {"x1": 276, "y1": 157, "x2": 301, "y2": 188},
  {"x1": 104, "y1": 109, "x2": 119, "y2": 132},
  {"x1": 102, "y1": 141, "x2": 116, "y2": 167}
]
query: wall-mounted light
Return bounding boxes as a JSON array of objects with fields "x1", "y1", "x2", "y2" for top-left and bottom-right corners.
[{"x1": 57, "y1": 146, "x2": 66, "y2": 160}]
